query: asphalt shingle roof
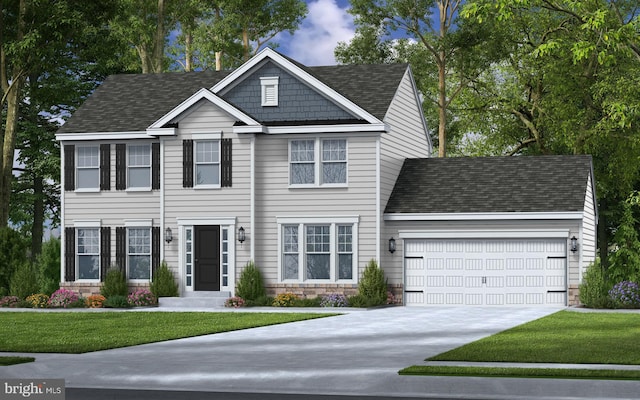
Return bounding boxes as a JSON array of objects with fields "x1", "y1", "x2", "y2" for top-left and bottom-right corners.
[
  {"x1": 58, "y1": 62, "x2": 408, "y2": 134},
  {"x1": 384, "y1": 155, "x2": 594, "y2": 214}
]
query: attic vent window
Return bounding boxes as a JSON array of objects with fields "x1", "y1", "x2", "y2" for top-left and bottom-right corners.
[{"x1": 261, "y1": 76, "x2": 279, "y2": 106}]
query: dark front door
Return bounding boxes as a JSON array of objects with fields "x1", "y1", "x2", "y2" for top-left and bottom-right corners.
[{"x1": 194, "y1": 225, "x2": 221, "y2": 291}]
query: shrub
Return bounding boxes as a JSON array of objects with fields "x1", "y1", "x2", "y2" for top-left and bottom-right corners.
[
  {"x1": 294, "y1": 296, "x2": 322, "y2": 307},
  {"x1": 320, "y1": 293, "x2": 349, "y2": 307},
  {"x1": 103, "y1": 295, "x2": 131, "y2": 308},
  {"x1": 35, "y1": 238, "x2": 61, "y2": 296},
  {"x1": 128, "y1": 289, "x2": 157, "y2": 307},
  {"x1": 150, "y1": 261, "x2": 179, "y2": 297},
  {"x1": 224, "y1": 296, "x2": 246, "y2": 308},
  {"x1": 272, "y1": 292, "x2": 298, "y2": 307},
  {"x1": 85, "y1": 294, "x2": 106, "y2": 308},
  {"x1": 0, "y1": 296, "x2": 20, "y2": 308},
  {"x1": 609, "y1": 281, "x2": 640, "y2": 308},
  {"x1": 246, "y1": 295, "x2": 273, "y2": 307},
  {"x1": 101, "y1": 268, "x2": 128, "y2": 298},
  {"x1": 0, "y1": 227, "x2": 28, "y2": 295},
  {"x1": 9, "y1": 262, "x2": 39, "y2": 299},
  {"x1": 236, "y1": 261, "x2": 265, "y2": 302},
  {"x1": 358, "y1": 259, "x2": 387, "y2": 306},
  {"x1": 579, "y1": 259, "x2": 612, "y2": 308},
  {"x1": 26, "y1": 294, "x2": 49, "y2": 308},
  {"x1": 48, "y1": 288, "x2": 79, "y2": 308}
]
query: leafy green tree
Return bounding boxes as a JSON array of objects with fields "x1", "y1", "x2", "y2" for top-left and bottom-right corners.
[
  {"x1": 35, "y1": 238, "x2": 61, "y2": 296},
  {"x1": 0, "y1": 227, "x2": 28, "y2": 294}
]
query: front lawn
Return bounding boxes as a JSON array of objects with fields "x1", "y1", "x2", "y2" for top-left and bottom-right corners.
[
  {"x1": 400, "y1": 311, "x2": 640, "y2": 379},
  {"x1": 0, "y1": 312, "x2": 334, "y2": 353},
  {"x1": 0, "y1": 356, "x2": 35, "y2": 366}
]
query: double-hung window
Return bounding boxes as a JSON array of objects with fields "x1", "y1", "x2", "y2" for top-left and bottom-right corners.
[
  {"x1": 279, "y1": 218, "x2": 357, "y2": 282},
  {"x1": 289, "y1": 138, "x2": 347, "y2": 186},
  {"x1": 77, "y1": 228, "x2": 100, "y2": 280},
  {"x1": 76, "y1": 146, "x2": 99, "y2": 190},
  {"x1": 128, "y1": 228, "x2": 151, "y2": 280},
  {"x1": 195, "y1": 140, "x2": 220, "y2": 186},
  {"x1": 128, "y1": 144, "x2": 151, "y2": 189}
]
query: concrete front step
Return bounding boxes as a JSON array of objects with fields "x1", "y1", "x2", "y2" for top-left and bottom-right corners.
[{"x1": 159, "y1": 291, "x2": 231, "y2": 308}]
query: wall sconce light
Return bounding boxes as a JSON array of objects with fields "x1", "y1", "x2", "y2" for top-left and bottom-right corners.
[
  {"x1": 388, "y1": 237, "x2": 396, "y2": 254},
  {"x1": 165, "y1": 227, "x2": 173, "y2": 244},
  {"x1": 238, "y1": 226, "x2": 246, "y2": 243},
  {"x1": 570, "y1": 236, "x2": 578, "y2": 253}
]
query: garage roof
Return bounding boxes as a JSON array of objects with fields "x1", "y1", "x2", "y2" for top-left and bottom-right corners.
[{"x1": 384, "y1": 155, "x2": 594, "y2": 214}]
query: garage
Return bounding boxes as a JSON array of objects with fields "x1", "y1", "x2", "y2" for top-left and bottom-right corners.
[
  {"x1": 382, "y1": 155, "x2": 598, "y2": 307},
  {"x1": 404, "y1": 238, "x2": 567, "y2": 306}
]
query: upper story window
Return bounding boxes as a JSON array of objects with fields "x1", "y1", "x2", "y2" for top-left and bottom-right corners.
[
  {"x1": 195, "y1": 140, "x2": 220, "y2": 186},
  {"x1": 289, "y1": 138, "x2": 347, "y2": 187},
  {"x1": 261, "y1": 76, "x2": 279, "y2": 106},
  {"x1": 76, "y1": 146, "x2": 99, "y2": 189},
  {"x1": 183, "y1": 138, "x2": 232, "y2": 188},
  {"x1": 128, "y1": 144, "x2": 151, "y2": 189}
]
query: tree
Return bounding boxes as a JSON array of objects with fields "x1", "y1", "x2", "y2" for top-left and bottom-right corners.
[
  {"x1": 342, "y1": 0, "x2": 501, "y2": 157},
  {"x1": 461, "y1": 0, "x2": 640, "y2": 264}
]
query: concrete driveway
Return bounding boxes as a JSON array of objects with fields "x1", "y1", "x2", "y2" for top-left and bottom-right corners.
[{"x1": 2, "y1": 306, "x2": 639, "y2": 399}]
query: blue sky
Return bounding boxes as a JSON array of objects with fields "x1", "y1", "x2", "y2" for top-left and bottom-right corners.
[{"x1": 274, "y1": 0, "x2": 355, "y2": 65}]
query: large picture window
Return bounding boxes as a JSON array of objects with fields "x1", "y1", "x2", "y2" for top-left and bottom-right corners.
[
  {"x1": 128, "y1": 228, "x2": 151, "y2": 280},
  {"x1": 289, "y1": 138, "x2": 347, "y2": 186},
  {"x1": 77, "y1": 228, "x2": 100, "y2": 280},
  {"x1": 279, "y1": 218, "x2": 356, "y2": 282}
]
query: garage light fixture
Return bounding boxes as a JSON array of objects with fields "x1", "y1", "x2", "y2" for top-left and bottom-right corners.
[
  {"x1": 164, "y1": 227, "x2": 173, "y2": 244},
  {"x1": 388, "y1": 237, "x2": 396, "y2": 254},
  {"x1": 570, "y1": 236, "x2": 578, "y2": 253}
]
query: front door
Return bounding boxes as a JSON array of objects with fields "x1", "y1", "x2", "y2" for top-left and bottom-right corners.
[{"x1": 194, "y1": 225, "x2": 221, "y2": 291}]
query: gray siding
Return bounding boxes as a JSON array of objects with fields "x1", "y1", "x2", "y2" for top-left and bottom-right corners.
[
  {"x1": 581, "y1": 173, "x2": 597, "y2": 272},
  {"x1": 380, "y1": 69, "x2": 431, "y2": 212},
  {"x1": 221, "y1": 61, "x2": 356, "y2": 122},
  {"x1": 253, "y1": 133, "x2": 379, "y2": 284}
]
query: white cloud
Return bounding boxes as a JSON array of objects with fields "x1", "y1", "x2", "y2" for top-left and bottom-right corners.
[{"x1": 279, "y1": 0, "x2": 355, "y2": 66}]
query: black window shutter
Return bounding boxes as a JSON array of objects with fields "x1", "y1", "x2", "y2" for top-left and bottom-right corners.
[
  {"x1": 100, "y1": 144, "x2": 111, "y2": 191},
  {"x1": 115, "y1": 227, "x2": 127, "y2": 275},
  {"x1": 100, "y1": 227, "x2": 111, "y2": 281},
  {"x1": 152, "y1": 226, "x2": 160, "y2": 279},
  {"x1": 152, "y1": 142, "x2": 160, "y2": 190},
  {"x1": 64, "y1": 145, "x2": 75, "y2": 191},
  {"x1": 115, "y1": 144, "x2": 126, "y2": 190},
  {"x1": 221, "y1": 138, "x2": 232, "y2": 187},
  {"x1": 64, "y1": 227, "x2": 76, "y2": 281},
  {"x1": 183, "y1": 139, "x2": 193, "y2": 188}
]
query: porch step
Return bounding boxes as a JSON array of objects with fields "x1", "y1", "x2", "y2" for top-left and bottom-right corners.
[{"x1": 159, "y1": 291, "x2": 231, "y2": 309}]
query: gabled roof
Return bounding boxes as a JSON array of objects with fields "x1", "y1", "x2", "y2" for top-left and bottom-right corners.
[
  {"x1": 58, "y1": 50, "x2": 409, "y2": 134},
  {"x1": 384, "y1": 155, "x2": 595, "y2": 215}
]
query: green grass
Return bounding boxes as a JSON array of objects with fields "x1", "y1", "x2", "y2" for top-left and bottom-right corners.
[
  {"x1": 400, "y1": 311, "x2": 640, "y2": 379},
  {"x1": 0, "y1": 356, "x2": 35, "y2": 366},
  {"x1": 0, "y1": 312, "x2": 334, "y2": 353},
  {"x1": 399, "y1": 365, "x2": 640, "y2": 380}
]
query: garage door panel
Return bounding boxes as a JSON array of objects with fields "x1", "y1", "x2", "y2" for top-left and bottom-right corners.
[{"x1": 405, "y1": 238, "x2": 567, "y2": 306}]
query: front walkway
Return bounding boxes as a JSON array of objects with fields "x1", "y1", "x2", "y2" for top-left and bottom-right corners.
[{"x1": 1, "y1": 306, "x2": 639, "y2": 399}]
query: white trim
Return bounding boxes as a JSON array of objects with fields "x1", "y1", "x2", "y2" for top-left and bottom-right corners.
[
  {"x1": 125, "y1": 219, "x2": 153, "y2": 227},
  {"x1": 148, "y1": 88, "x2": 260, "y2": 129},
  {"x1": 56, "y1": 132, "x2": 149, "y2": 141},
  {"x1": 146, "y1": 127, "x2": 177, "y2": 136},
  {"x1": 176, "y1": 217, "x2": 237, "y2": 226},
  {"x1": 188, "y1": 131, "x2": 222, "y2": 139},
  {"x1": 375, "y1": 136, "x2": 381, "y2": 261},
  {"x1": 212, "y1": 48, "x2": 383, "y2": 125},
  {"x1": 398, "y1": 229, "x2": 571, "y2": 239},
  {"x1": 384, "y1": 212, "x2": 584, "y2": 221},
  {"x1": 250, "y1": 135, "x2": 256, "y2": 260},
  {"x1": 276, "y1": 216, "x2": 360, "y2": 225},
  {"x1": 244, "y1": 124, "x2": 389, "y2": 135},
  {"x1": 160, "y1": 138, "x2": 166, "y2": 262},
  {"x1": 73, "y1": 220, "x2": 101, "y2": 228}
]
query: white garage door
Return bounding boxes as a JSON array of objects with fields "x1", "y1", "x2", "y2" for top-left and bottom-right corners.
[{"x1": 404, "y1": 238, "x2": 567, "y2": 306}]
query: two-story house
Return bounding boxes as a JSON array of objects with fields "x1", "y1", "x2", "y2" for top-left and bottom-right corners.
[{"x1": 56, "y1": 48, "x2": 597, "y2": 306}]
